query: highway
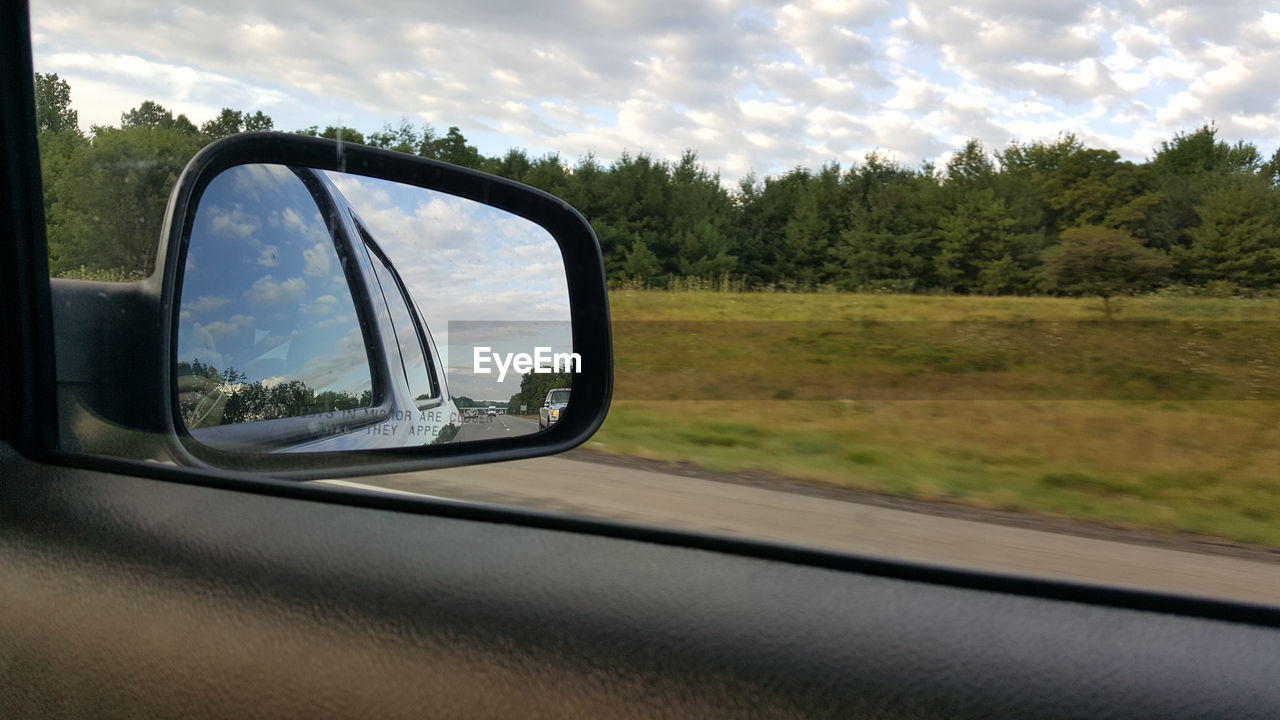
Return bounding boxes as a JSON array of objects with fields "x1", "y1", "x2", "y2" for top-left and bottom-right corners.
[
  {"x1": 334, "y1": 452, "x2": 1280, "y2": 606},
  {"x1": 453, "y1": 414, "x2": 540, "y2": 442}
]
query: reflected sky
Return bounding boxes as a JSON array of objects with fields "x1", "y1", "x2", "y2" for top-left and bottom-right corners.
[
  {"x1": 326, "y1": 172, "x2": 571, "y2": 401},
  {"x1": 177, "y1": 164, "x2": 573, "y2": 408},
  {"x1": 177, "y1": 164, "x2": 372, "y2": 399}
]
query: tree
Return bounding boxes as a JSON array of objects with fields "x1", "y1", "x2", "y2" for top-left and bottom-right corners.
[
  {"x1": 1174, "y1": 178, "x2": 1280, "y2": 289},
  {"x1": 33, "y1": 73, "x2": 89, "y2": 222},
  {"x1": 486, "y1": 147, "x2": 534, "y2": 180},
  {"x1": 521, "y1": 153, "x2": 571, "y2": 196},
  {"x1": 320, "y1": 125, "x2": 366, "y2": 145},
  {"x1": 367, "y1": 118, "x2": 423, "y2": 154},
  {"x1": 733, "y1": 169, "x2": 811, "y2": 286},
  {"x1": 667, "y1": 150, "x2": 737, "y2": 278},
  {"x1": 779, "y1": 164, "x2": 846, "y2": 286},
  {"x1": 1040, "y1": 148, "x2": 1155, "y2": 232},
  {"x1": 45, "y1": 122, "x2": 205, "y2": 274},
  {"x1": 200, "y1": 108, "x2": 274, "y2": 139},
  {"x1": 945, "y1": 138, "x2": 995, "y2": 188},
  {"x1": 420, "y1": 126, "x2": 481, "y2": 168},
  {"x1": 934, "y1": 189, "x2": 1041, "y2": 294},
  {"x1": 201, "y1": 108, "x2": 246, "y2": 139},
  {"x1": 120, "y1": 100, "x2": 198, "y2": 134},
  {"x1": 1040, "y1": 226, "x2": 1172, "y2": 318},
  {"x1": 507, "y1": 371, "x2": 573, "y2": 420},
  {"x1": 33, "y1": 72, "x2": 79, "y2": 135},
  {"x1": 243, "y1": 111, "x2": 274, "y2": 132},
  {"x1": 621, "y1": 238, "x2": 662, "y2": 284},
  {"x1": 829, "y1": 161, "x2": 939, "y2": 292},
  {"x1": 1143, "y1": 124, "x2": 1264, "y2": 253}
]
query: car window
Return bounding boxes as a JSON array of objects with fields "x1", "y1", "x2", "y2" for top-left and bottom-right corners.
[
  {"x1": 176, "y1": 165, "x2": 374, "y2": 428},
  {"x1": 31, "y1": 0, "x2": 1280, "y2": 605},
  {"x1": 357, "y1": 221, "x2": 439, "y2": 408}
]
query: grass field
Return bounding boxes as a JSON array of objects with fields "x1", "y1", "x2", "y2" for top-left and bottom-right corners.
[{"x1": 589, "y1": 290, "x2": 1280, "y2": 546}]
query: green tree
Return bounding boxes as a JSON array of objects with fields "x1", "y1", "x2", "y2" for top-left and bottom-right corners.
[
  {"x1": 486, "y1": 147, "x2": 534, "y2": 180},
  {"x1": 1174, "y1": 178, "x2": 1280, "y2": 289},
  {"x1": 779, "y1": 164, "x2": 847, "y2": 287},
  {"x1": 733, "y1": 169, "x2": 810, "y2": 286},
  {"x1": 320, "y1": 125, "x2": 366, "y2": 145},
  {"x1": 420, "y1": 126, "x2": 482, "y2": 168},
  {"x1": 201, "y1": 108, "x2": 245, "y2": 139},
  {"x1": 945, "y1": 139, "x2": 995, "y2": 189},
  {"x1": 367, "y1": 118, "x2": 423, "y2": 154},
  {"x1": 243, "y1": 110, "x2": 273, "y2": 132},
  {"x1": 829, "y1": 157, "x2": 939, "y2": 292},
  {"x1": 33, "y1": 73, "x2": 89, "y2": 225},
  {"x1": 120, "y1": 100, "x2": 198, "y2": 134},
  {"x1": 667, "y1": 150, "x2": 737, "y2": 278},
  {"x1": 45, "y1": 121, "x2": 205, "y2": 275},
  {"x1": 200, "y1": 108, "x2": 274, "y2": 139},
  {"x1": 508, "y1": 371, "x2": 573, "y2": 419},
  {"x1": 1041, "y1": 226, "x2": 1172, "y2": 318},
  {"x1": 521, "y1": 153, "x2": 571, "y2": 196},
  {"x1": 1040, "y1": 148, "x2": 1156, "y2": 233},
  {"x1": 590, "y1": 152, "x2": 677, "y2": 281},
  {"x1": 934, "y1": 189, "x2": 1041, "y2": 294},
  {"x1": 621, "y1": 238, "x2": 662, "y2": 284},
  {"x1": 1143, "y1": 124, "x2": 1264, "y2": 253},
  {"x1": 33, "y1": 72, "x2": 79, "y2": 135}
]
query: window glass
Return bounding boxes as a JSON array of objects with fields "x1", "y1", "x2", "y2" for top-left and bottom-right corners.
[
  {"x1": 361, "y1": 226, "x2": 438, "y2": 407},
  {"x1": 176, "y1": 164, "x2": 373, "y2": 428}
]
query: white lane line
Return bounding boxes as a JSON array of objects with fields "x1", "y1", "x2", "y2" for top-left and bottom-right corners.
[{"x1": 317, "y1": 479, "x2": 465, "y2": 502}]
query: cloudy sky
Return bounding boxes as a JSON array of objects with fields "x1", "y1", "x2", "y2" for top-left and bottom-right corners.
[
  {"x1": 30, "y1": 1, "x2": 1280, "y2": 181},
  {"x1": 328, "y1": 173, "x2": 571, "y2": 400}
]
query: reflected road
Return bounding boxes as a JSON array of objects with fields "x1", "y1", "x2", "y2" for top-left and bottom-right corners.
[{"x1": 455, "y1": 414, "x2": 540, "y2": 443}]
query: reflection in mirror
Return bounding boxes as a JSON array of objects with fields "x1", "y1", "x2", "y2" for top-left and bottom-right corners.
[{"x1": 175, "y1": 163, "x2": 572, "y2": 453}]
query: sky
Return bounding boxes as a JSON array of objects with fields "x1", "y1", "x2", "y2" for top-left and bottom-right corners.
[
  {"x1": 177, "y1": 163, "x2": 571, "y2": 413},
  {"x1": 178, "y1": 164, "x2": 379, "y2": 400},
  {"x1": 177, "y1": 165, "x2": 571, "y2": 403},
  {"x1": 327, "y1": 173, "x2": 572, "y2": 400},
  {"x1": 29, "y1": 1, "x2": 1280, "y2": 183}
]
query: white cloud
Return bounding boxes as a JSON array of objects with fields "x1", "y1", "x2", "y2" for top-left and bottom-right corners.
[
  {"x1": 181, "y1": 295, "x2": 230, "y2": 315},
  {"x1": 301, "y1": 242, "x2": 332, "y2": 277},
  {"x1": 257, "y1": 244, "x2": 279, "y2": 267},
  {"x1": 28, "y1": 0, "x2": 1280, "y2": 183},
  {"x1": 201, "y1": 313, "x2": 255, "y2": 341},
  {"x1": 207, "y1": 206, "x2": 257, "y2": 238},
  {"x1": 245, "y1": 275, "x2": 305, "y2": 304},
  {"x1": 301, "y1": 294, "x2": 338, "y2": 315}
]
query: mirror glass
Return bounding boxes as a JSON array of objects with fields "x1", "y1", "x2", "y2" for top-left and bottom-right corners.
[{"x1": 175, "y1": 163, "x2": 573, "y2": 453}]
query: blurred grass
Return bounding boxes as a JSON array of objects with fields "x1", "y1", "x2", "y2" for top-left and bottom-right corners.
[{"x1": 591, "y1": 291, "x2": 1280, "y2": 546}]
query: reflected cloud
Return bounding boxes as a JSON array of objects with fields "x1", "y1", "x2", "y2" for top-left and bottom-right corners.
[
  {"x1": 245, "y1": 275, "x2": 306, "y2": 304},
  {"x1": 302, "y1": 294, "x2": 339, "y2": 315},
  {"x1": 256, "y1": 244, "x2": 280, "y2": 267},
  {"x1": 301, "y1": 242, "x2": 332, "y2": 277},
  {"x1": 207, "y1": 205, "x2": 258, "y2": 238},
  {"x1": 181, "y1": 295, "x2": 230, "y2": 315}
]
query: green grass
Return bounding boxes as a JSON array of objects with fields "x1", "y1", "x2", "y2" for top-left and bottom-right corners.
[{"x1": 590, "y1": 291, "x2": 1280, "y2": 546}]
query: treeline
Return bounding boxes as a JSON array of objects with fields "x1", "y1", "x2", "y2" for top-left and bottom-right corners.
[
  {"x1": 507, "y1": 371, "x2": 572, "y2": 417},
  {"x1": 453, "y1": 396, "x2": 508, "y2": 409},
  {"x1": 177, "y1": 360, "x2": 370, "y2": 427},
  {"x1": 35, "y1": 72, "x2": 1280, "y2": 295}
]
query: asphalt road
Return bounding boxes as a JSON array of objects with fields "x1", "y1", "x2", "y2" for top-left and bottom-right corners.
[
  {"x1": 331, "y1": 454, "x2": 1280, "y2": 606},
  {"x1": 454, "y1": 414, "x2": 540, "y2": 442}
]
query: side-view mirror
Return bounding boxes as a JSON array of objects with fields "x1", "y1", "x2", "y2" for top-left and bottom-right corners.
[{"x1": 53, "y1": 133, "x2": 612, "y2": 479}]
